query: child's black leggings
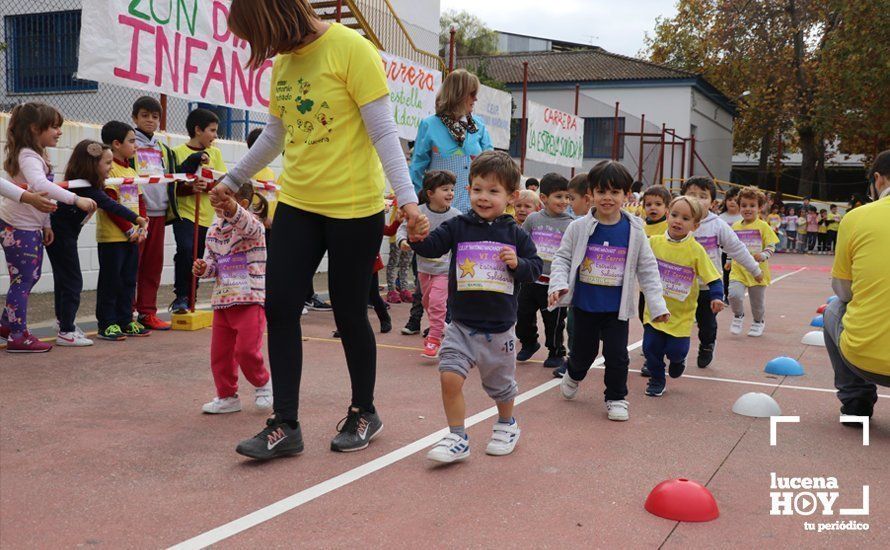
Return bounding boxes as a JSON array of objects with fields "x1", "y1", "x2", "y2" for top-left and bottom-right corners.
[{"x1": 265, "y1": 204, "x2": 384, "y2": 422}]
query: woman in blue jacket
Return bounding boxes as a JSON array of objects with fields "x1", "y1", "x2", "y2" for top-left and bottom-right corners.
[{"x1": 410, "y1": 69, "x2": 493, "y2": 213}]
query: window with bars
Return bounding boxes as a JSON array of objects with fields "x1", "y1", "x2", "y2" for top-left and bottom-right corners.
[
  {"x1": 584, "y1": 117, "x2": 625, "y2": 159},
  {"x1": 4, "y1": 10, "x2": 98, "y2": 93}
]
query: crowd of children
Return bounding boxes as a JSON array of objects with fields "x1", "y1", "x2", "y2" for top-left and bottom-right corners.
[{"x1": 3, "y1": 98, "x2": 830, "y2": 465}]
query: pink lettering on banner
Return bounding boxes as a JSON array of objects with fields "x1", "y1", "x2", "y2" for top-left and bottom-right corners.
[
  {"x1": 384, "y1": 58, "x2": 436, "y2": 91},
  {"x1": 211, "y1": 1, "x2": 230, "y2": 43},
  {"x1": 657, "y1": 259, "x2": 696, "y2": 301},
  {"x1": 183, "y1": 36, "x2": 208, "y2": 95},
  {"x1": 155, "y1": 28, "x2": 181, "y2": 90},
  {"x1": 543, "y1": 108, "x2": 579, "y2": 131},
  {"x1": 114, "y1": 14, "x2": 153, "y2": 84},
  {"x1": 202, "y1": 47, "x2": 230, "y2": 103}
]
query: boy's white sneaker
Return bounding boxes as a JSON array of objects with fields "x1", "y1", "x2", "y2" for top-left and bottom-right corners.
[
  {"x1": 255, "y1": 381, "x2": 273, "y2": 410},
  {"x1": 730, "y1": 316, "x2": 744, "y2": 335},
  {"x1": 560, "y1": 374, "x2": 580, "y2": 400},
  {"x1": 427, "y1": 433, "x2": 470, "y2": 463},
  {"x1": 485, "y1": 421, "x2": 521, "y2": 456},
  {"x1": 56, "y1": 330, "x2": 93, "y2": 347},
  {"x1": 747, "y1": 321, "x2": 765, "y2": 337},
  {"x1": 202, "y1": 396, "x2": 242, "y2": 414},
  {"x1": 606, "y1": 400, "x2": 629, "y2": 421}
]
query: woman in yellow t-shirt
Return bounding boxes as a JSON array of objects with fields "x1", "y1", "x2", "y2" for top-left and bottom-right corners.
[
  {"x1": 213, "y1": 0, "x2": 426, "y2": 460},
  {"x1": 826, "y1": 150, "x2": 890, "y2": 422}
]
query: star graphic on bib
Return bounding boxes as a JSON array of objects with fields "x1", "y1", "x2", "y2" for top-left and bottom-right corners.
[
  {"x1": 581, "y1": 257, "x2": 593, "y2": 273},
  {"x1": 458, "y1": 258, "x2": 476, "y2": 278}
]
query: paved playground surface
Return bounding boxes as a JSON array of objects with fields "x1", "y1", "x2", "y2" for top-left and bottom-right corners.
[{"x1": 1, "y1": 254, "x2": 887, "y2": 548}]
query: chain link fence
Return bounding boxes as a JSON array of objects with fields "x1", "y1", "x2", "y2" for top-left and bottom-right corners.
[{"x1": 1, "y1": 0, "x2": 266, "y2": 141}]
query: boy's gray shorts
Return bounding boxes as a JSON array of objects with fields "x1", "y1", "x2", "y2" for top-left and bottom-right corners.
[{"x1": 439, "y1": 321, "x2": 519, "y2": 402}]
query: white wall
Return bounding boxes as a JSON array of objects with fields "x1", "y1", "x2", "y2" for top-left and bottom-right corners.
[{"x1": 0, "y1": 114, "x2": 286, "y2": 295}]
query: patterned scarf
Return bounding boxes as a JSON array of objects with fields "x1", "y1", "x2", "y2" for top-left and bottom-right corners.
[{"x1": 437, "y1": 112, "x2": 478, "y2": 147}]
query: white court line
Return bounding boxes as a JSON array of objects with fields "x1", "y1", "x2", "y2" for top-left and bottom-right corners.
[{"x1": 171, "y1": 264, "x2": 817, "y2": 549}]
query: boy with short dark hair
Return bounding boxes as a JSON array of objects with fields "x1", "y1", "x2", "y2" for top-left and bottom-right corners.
[
  {"x1": 642, "y1": 185, "x2": 672, "y2": 238},
  {"x1": 131, "y1": 96, "x2": 176, "y2": 330},
  {"x1": 411, "y1": 150, "x2": 542, "y2": 463},
  {"x1": 682, "y1": 176, "x2": 762, "y2": 368},
  {"x1": 516, "y1": 172, "x2": 573, "y2": 369},
  {"x1": 549, "y1": 160, "x2": 669, "y2": 421},
  {"x1": 169, "y1": 108, "x2": 228, "y2": 313},
  {"x1": 568, "y1": 173, "x2": 592, "y2": 219},
  {"x1": 98, "y1": 121, "x2": 151, "y2": 340}
]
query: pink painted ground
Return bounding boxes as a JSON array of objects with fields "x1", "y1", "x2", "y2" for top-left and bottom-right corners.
[{"x1": 1, "y1": 254, "x2": 887, "y2": 548}]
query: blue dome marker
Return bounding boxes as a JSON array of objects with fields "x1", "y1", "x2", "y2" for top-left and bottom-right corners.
[
  {"x1": 811, "y1": 315, "x2": 824, "y2": 328},
  {"x1": 765, "y1": 356, "x2": 805, "y2": 376}
]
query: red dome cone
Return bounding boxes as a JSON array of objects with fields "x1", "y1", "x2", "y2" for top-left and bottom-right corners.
[
  {"x1": 817, "y1": 304, "x2": 827, "y2": 314},
  {"x1": 645, "y1": 478, "x2": 719, "y2": 522}
]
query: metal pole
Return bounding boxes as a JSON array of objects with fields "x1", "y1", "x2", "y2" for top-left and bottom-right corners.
[
  {"x1": 611, "y1": 102, "x2": 620, "y2": 160},
  {"x1": 160, "y1": 94, "x2": 167, "y2": 132},
  {"x1": 679, "y1": 139, "x2": 685, "y2": 184},
  {"x1": 775, "y1": 131, "x2": 783, "y2": 195},
  {"x1": 449, "y1": 27, "x2": 456, "y2": 73},
  {"x1": 689, "y1": 134, "x2": 696, "y2": 177},
  {"x1": 520, "y1": 61, "x2": 529, "y2": 173},
  {"x1": 571, "y1": 83, "x2": 580, "y2": 178},
  {"x1": 637, "y1": 114, "x2": 645, "y2": 182},
  {"x1": 656, "y1": 123, "x2": 666, "y2": 186},
  {"x1": 336, "y1": 0, "x2": 343, "y2": 22},
  {"x1": 669, "y1": 135, "x2": 675, "y2": 182},
  {"x1": 190, "y1": 191, "x2": 200, "y2": 312}
]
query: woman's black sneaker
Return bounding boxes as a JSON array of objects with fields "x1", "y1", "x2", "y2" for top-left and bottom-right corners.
[
  {"x1": 330, "y1": 407, "x2": 383, "y2": 452},
  {"x1": 236, "y1": 417, "x2": 304, "y2": 460}
]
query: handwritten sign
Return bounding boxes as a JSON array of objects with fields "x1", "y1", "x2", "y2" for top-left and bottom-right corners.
[
  {"x1": 579, "y1": 244, "x2": 627, "y2": 286},
  {"x1": 474, "y1": 85, "x2": 512, "y2": 150},
  {"x1": 380, "y1": 52, "x2": 441, "y2": 141},
  {"x1": 657, "y1": 259, "x2": 695, "y2": 301},
  {"x1": 78, "y1": 0, "x2": 273, "y2": 113},
  {"x1": 455, "y1": 241, "x2": 514, "y2": 294},
  {"x1": 525, "y1": 101, "x2": 585, "y2": 168}
]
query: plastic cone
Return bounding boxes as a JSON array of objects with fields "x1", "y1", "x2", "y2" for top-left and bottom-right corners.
[
  {"x1": 816, "y1": 304, "x2": 827, "y2": 314},
  {"x1": 765, "y1": 356, "x2": 805, "y2": 376},
  {"x1": 801, "y1": 331, "x2": 825, "y2": 347},
  {"x1": 645, "y1": 478, "x2": 719, "y2": 522},
  {"x1": 811, "y1": 315, "x2": 824, "y2": 328},
  {"x1": 732, "y1": 392, "x2": 782, "y2": 417}
]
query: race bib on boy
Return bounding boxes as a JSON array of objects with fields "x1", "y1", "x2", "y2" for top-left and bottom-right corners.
[
  {"x1": 695, "y1": 235, "x2": 719, "y2": 262},
  {"x1": 135, "y1": 147, "x2": 164, "y2": 175},
  {"x1": 579, "y1": 244, "x2": 627, "y2": 287},
  {"x1": 657, "y1": 259, "x2": 696, "y2": 301},
  {"x1": 455, "y1": 241, "x2": 514, "y2": 294},
  {"x1": 735, "y1": 229, "x2": 762, "y2": 255},
  {"x1": 119, "y1": 184, "x2": 139, "y2": 212},
  {"x1": 214, "y1": 252, "x2": 250, "y2": 301},
  {"x1": 531, "y1": 229, "x2": 562, "y2": 262}
]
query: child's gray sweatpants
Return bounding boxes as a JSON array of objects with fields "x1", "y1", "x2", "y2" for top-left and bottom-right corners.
[
  {"x1": 728, "y1": 280, "x2": 766, "y2": 322},
  {"x1": 439, "y1": 321, "x2": 518, "y2": 402}
]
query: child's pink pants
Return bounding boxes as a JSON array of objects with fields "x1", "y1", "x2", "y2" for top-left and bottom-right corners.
[
  {"x1": 210, "y1": 304, "x2": 270, "y2": 398},
  {"x1": 419, "y1": 272, "x2": 449, "y2": 341}
]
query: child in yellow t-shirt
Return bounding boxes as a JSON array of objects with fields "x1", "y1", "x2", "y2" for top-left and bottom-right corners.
[
  {"x1": 827, "y1": 203, "x2": 841, "y2": 254},
  {"x1": 169, "y1": 108, "x2": 228, "y2": 313},
  {"x1": 643, "y1": 196, "x2": 722, "y2": 396},
  {"x1": 639, "y1": 185, "x2": 672, "y2": 341},
  {"x1": 98, "y1": 121, "x2": 150, "y2": 340},
  {"x1": 727, "y1": 186, "x2": 779, "y2": 337}
]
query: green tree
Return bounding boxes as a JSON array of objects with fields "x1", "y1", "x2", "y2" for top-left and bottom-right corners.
[
  {"x1": 439, "y1": 9, "x2": 498, "y2": 64},
  {"x1": 644, "y1": 0, "x2": 889, "y2": 197}
]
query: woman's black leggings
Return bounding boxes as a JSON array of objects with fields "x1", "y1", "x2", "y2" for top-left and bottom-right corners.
[
  {"x1": 266, "y1": 204, "x2": 384, "y2": 422},
  {"x1": 369, "y1": 272, "x2": 387, "y2": 312}
]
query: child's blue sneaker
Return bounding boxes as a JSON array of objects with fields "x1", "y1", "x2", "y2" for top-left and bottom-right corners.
[
  {"x1": 427, "y1": 433, "x2": 470, "y2": 463},
  {"x1": 645, "y1": 379, "x2": 666, "y2": 397}
]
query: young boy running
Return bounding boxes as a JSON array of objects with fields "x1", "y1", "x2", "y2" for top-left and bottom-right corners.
[
  {"x1": 410, "y1": 151, "x2": 543, "y2": 463},
  {"x1": 682, "y1": 177, "x2": 761, "y2": 368},
  {"x1": 548, "y1": 161, "x2": 669, "y2": 421},
  {"x1": 516, "y1": 172, "x2": 573, "y2": 369}
]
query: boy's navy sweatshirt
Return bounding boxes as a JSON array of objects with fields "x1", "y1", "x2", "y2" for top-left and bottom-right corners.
[
  {"x1": 51, "y1": 185, "x2": 139, "y2": 235},
  {"x1": 410, "y1": 211, "x2": 543, "y2": 333}
]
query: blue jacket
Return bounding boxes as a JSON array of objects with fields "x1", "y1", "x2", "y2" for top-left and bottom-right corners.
[
  {"x1": 410, "y1": 211, "x2": 542, "y2": 333},
  {"x1": 409, "y1": 115, "x2": 493, "y2": 213}
]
